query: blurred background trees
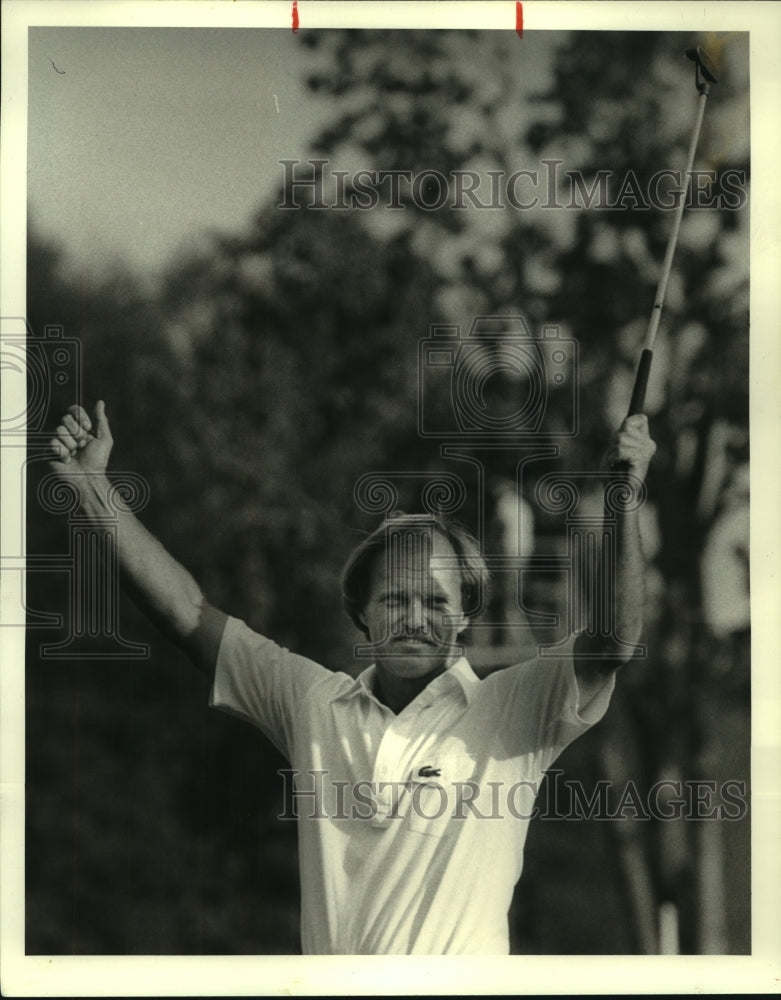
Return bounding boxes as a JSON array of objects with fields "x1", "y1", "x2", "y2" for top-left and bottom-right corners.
[{"x1": 25, "y1": 28, "x2": 749, "y2": 954}]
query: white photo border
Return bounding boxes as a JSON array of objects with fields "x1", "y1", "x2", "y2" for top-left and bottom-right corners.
[{"x1": 2, "y1": 1, "x2": 778, "y2": 994}]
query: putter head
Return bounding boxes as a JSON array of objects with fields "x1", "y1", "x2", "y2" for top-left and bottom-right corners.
[{"x1": 686, "y1": 46, "x2": 720, "y2": 89}]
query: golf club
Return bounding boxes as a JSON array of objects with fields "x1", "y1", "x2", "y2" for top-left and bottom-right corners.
[{"x1": 626, "y1": 45, "x2": 720, "y2": 417}]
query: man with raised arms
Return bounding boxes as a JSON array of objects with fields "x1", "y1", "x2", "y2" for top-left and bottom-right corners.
[{"x1": 49, "y1": 400, "x2": 655, "y2": 954}]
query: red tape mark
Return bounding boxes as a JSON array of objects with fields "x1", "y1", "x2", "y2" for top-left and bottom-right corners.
[
  {"x1": 516, "y1": 1, "x2": 523, "y2": 38},
  {"x1": 292, "y1": 0, "x2": 299, "y2": 33}
]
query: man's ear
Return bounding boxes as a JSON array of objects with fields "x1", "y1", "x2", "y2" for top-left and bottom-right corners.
[{"x1": 452, "y1": 612, "x2": 469, "y2": 636}]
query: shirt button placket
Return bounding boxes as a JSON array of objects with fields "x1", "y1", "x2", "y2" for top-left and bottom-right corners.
[{"x1": 372, "y1": 721, "x2": 404, "y2": 828}]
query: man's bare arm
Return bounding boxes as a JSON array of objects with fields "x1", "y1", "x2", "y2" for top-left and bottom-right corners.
[
  {"x1": 49, "y1": 401, "x2": 227, "y2": 676},
  {"x1": 573, "y1": 414, "x2": 656, "y2": 689}
]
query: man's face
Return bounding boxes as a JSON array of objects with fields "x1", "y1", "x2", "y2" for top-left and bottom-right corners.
[{"x1": 361, "y1": 531, "x2": 468, "y2": 680}]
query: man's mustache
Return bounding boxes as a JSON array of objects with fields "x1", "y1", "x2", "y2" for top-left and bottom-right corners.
[{"x1": 390, "y1": 628, "x2": 453, "y2": 646}]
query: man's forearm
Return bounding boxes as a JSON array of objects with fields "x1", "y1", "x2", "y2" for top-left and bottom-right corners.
[
  {"x1": 613, "y1": 506, "x2": 645, "y2": 649},
  {"x1": 49, "y1": 402, "x2": 226, "y2": 675},
  {"x1": 77, "y1": 473, "x2": 206, "y2": 643},
  {"x1": 574, "y1": 486, "x2": 647, "y2": 672}
]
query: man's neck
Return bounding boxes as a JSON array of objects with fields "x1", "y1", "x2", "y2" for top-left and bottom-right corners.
[{"x1": 373, "y1": 660, "x2": 455, "y2": 714}]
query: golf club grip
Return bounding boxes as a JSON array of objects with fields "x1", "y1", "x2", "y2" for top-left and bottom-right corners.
[{"x1": 628, "y1": 349, "x2": 653, "y2": 417}]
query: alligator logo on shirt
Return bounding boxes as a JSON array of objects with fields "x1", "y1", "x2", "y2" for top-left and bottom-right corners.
[{"x1": 417, "y1": 765, "x2": 441, "y2": 778}]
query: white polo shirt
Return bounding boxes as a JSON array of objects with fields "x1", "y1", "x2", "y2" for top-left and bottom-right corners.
[{"x1": 209, "y1": 616, "x2": 614, "y2": 955}]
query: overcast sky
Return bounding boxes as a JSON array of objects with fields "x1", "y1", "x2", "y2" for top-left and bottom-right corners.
[
  {"x1": 27, "y1": 23, "x2": 753, "y2": 287},
  {"x1": 28, "y1": 27, "x2": 329, "y2": 276},
  {"x1": 25, "y1": 23, "x2": 570, "y2": 284}
]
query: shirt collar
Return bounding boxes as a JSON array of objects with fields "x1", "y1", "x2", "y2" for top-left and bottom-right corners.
[{"x1": 336, "y1": 656, "x2": 480, "y2": 707}]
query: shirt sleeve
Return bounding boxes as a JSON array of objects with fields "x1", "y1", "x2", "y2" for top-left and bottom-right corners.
[
  {"x1": 209, "y1": 616, "x2": 332, "y2": 760},
  {"x1": 486, "y1": 635, "x2": 615, "y2": 768}
]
